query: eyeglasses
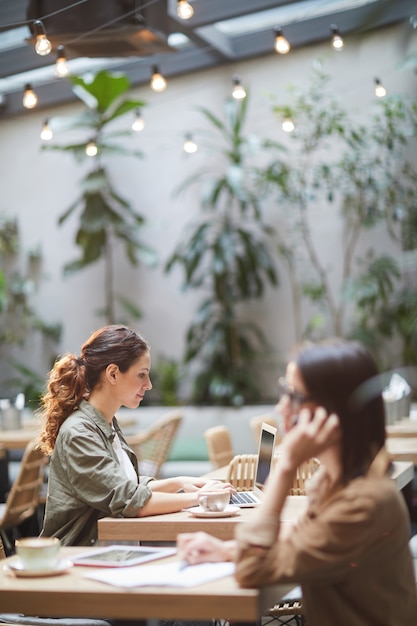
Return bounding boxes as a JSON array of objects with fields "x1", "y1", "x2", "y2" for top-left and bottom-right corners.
[{"x1": 277, "y1": 377, "x2": 311, "y2": 408}]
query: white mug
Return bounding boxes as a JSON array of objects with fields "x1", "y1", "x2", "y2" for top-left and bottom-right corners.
[{"x1": 15, "y1": 537, "x2": 61, "y2": 571}]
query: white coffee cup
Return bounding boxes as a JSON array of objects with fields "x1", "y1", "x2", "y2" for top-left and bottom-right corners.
[
  {"x1": 15, "y1": 537, "x2": 61, "y2": 571},
  {"x1": 198, "y1": 490, "x2": 230, "y2": 512}
]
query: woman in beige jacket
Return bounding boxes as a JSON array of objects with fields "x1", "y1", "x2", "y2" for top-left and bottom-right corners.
[{"x1": 178, "y1": 339, "x2": 417, "y2": 626}]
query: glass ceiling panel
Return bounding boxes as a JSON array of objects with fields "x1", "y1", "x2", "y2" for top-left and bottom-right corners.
[{"x1": 216, "y1": 0, "x2": 377, "y2": 34}]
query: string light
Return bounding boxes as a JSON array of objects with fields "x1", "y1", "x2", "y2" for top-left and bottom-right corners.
[
  {"x1": 330, "y1": 24, "x2": 344, "y2": 50},
  {"x1": 374, "y1": 78, "x2": 387, "y2": 98},
  {"x1": 132, "y1": 109, "x2": 145, "y2": 131},
  {"x1": 55, "y1": 46, "x2": 69, "y2": 77},
  {"x1": 282, "y1": 117, "x2": 295, "y2": 133},
  {"x1": 33, "y1": 20, "x2": 52, "y2": 56},
  {"x1": 150, "y1": 65, "x2": 167, "y2": 92},
  {"x1": 274, "y1": 27, "x2": 291, "y2": 54},
  {"x1": 22, "y1": 84, "x2": 38, "y2": 109},
  {"x1": 85, "y1": 139, "x2": 98, "y2": 157},
  {"x1": 183, "y1": 133, "x2": 198, "y2": 153},
  {"x1": 177, "y1": 0, "x2": 194, "y2": 20},
  {"x1": 232, "y1": 75, "x2": 246, "y2": 100},
  {"x1": 40, "y1": 119, "x2": 53, "y2": 141}
]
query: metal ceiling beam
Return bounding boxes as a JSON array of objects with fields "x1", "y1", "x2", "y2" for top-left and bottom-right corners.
[
  {"x1": 0, "y1": 0, "x2": 28, "y2": 32},
  {"x1": 168, "y1": 0, "x2": 300, "y2": 29},
  {"x1": 0, "y1": 0, "x2": 415, "y2": 119}
]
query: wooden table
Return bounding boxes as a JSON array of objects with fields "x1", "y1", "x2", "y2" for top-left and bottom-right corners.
[
  {"x1": 98, "y1": 461, "x2": 414, "y2": 543},
  {"x1": 0, "y1": 548, "x2": 293, "y2": 622},
  {"x1": 0, "y1": 428, "x2": 39, "y2": 450},
  {"x1": 387, "y1": 419, "x2": 417, "y2": 438},
  {"x1": 386, "y1": 438, "x2": 417, "y2": 464},
  {"x1": 98, "y1": 495, "x2": 308, "y2": 542}
]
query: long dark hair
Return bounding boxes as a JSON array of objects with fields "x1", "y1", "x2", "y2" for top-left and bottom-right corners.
[
  {"x1": 293, "y1": 338, "x2": 386, "y2": 484},
  {"x1": 39, "y1": 325, "x2": 149, "y2": 454}
]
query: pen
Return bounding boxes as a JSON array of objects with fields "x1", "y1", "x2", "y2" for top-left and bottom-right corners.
[{"x1": 178, "y1": 560, "x2": 190, "y2": 570}]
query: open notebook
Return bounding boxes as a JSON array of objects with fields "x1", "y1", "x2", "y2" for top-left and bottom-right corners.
[{"x1": 230, "y1": 422, "x2": 277, "y2": 508}]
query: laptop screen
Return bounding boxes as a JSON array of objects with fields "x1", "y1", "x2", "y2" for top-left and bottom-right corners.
[{"x1": 255, "y1": 423, "x2": 277, "y2": 488}]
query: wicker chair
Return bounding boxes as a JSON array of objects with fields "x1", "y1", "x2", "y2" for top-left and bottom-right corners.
[
  {"x1": 125, "y1": 410, "x2": 182, "y2": 478},
  {"x1": 226, "y1": 453, "x2": 321, "y2": 494},
  {"x1": 204, "y1": 425, "x2": 235, "y2": 469},
  {"x1": 0, "y1": 438, "x2": 49, "y2": 553}
]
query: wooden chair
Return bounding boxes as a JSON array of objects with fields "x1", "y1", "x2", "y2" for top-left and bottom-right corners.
[
  {"x1": 0, "y1": 438, "x2": 49, "y2": 553},
  {"x1": 226, "y1": 453, "x2": 258, "y2": 490},
  {"x1": 204, "y1": 425, "x2": 234, "y2": 469},
  {"x1": 125, "y1": 410, "x2": 182, "y2": 478},
  {"x1": 249, "y1": 413, "x2": 280, "y2": 446},
  {"x1": 263, "y1": 589, "x2": 306, "y2": 626},
  {"x1": 226, "y1": 453, "x2": 321, "y2": 494}
]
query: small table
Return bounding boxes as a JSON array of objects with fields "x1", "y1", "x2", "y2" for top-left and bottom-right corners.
[
  {"x1": 98, "y1": 495, "x2": 307, "y2": 542},
  {"x1": 386, "y1": 438, "x2": 417, "y2": 464},
  {"x1": 0, "y1": 548, "x2": 293, "y2": 622},
  {"x1": 386, "y1": 419, "x2": 417, "y2": 438},
  {"x1": 0, "y1": 428, "x2": 39, "y2": 451}
]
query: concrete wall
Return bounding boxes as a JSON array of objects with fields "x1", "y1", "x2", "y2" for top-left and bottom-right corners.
[{"x1": 0, "y1": 22, "x2": 416, "y2": 399}]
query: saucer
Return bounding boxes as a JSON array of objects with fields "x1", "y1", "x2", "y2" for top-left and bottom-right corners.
[
  {"x1": 4, "y1": 558, "x2": 72, "y2": 578},
  {"x1": 188, "y1": 505, "x2": 240, "y2": 518}
]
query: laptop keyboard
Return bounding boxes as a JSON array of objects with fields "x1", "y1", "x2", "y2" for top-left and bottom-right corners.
[{"x1": 230, "y1": 491, "x2": 259, "y2": 505}]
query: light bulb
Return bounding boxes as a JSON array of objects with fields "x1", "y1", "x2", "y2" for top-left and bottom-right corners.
[
  {"x1": 150, "y1": 66, "x2": 167, "y2": 92},
  {"x1": 23, "y1": 84, "x2": 38, "y2": 109},
  {"x1": 132, "y1": 110, "x2": 145, "y2": 131},
  {"x1": 374, "y1": 78, "x2": 386, "y2": 98},
  {"x1": 86, "y1": 140, "x2": 98, "y2": 157},
  {"x1": 177, "y1": 0, "x2": 194, "y2": 19},
  {"x1": 274, "y1": 28, "x2": 290, "y2": 54},
  {"x1": 282, "y1": 117, "x2": 295, "y2": 133},
  {"x1": 33, "y1": 20, "x2": 52, "y2": 56},
  {"x1": 232, "y1": 76, "x2": 246, "y2": 100},
  {"x1": 330, "y1": 24, "x2": 344, "y2": 50},
  {"x1": 40, "y1": 119, "x2": 53, "y2": 141},
  {"x1": 55, "y1": 46, "x2": 69, "y2": 77},
  {"x1": 183, "y1": 134, "x2": 198, "y2": 153}
]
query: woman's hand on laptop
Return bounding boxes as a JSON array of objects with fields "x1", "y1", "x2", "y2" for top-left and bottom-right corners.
[{"x1": 177, "y1": 531, "x2": 236, "y2": 564}]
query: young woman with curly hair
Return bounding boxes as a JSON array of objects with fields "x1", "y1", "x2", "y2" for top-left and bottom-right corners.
[{"x1": 39, "y1": 324, "x2": 231, "y2": 546}]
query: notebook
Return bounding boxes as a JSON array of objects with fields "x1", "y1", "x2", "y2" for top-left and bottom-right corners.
[{"x1": 230, "y1": 422, "x2": 277, "y2": 508}]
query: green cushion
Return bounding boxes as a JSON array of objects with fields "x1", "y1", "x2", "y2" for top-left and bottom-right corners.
[{"x1": 167, "y1": 437, "x2": 209, "y2": 462}]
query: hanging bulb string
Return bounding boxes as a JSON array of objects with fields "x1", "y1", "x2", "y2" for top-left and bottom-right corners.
[{"x1": 0, "y1": 0, "x2": 161, "y2": 53}]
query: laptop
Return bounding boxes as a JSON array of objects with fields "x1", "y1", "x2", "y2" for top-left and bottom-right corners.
[{"x1": 230, "y1": 422, "x2": 277, "y2": 508}]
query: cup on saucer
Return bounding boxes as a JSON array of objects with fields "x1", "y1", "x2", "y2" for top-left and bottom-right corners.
[
  {"x1": 198, "y1": 490, "x2": 230, "y2": 513},
  {"x1": 15, "y1": 537, "x2": 61, "y2": 571}
]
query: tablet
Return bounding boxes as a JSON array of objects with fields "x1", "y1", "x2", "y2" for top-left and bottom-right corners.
[{"x1": 71, "y1": 545, "x2": 176, "y2": 568}]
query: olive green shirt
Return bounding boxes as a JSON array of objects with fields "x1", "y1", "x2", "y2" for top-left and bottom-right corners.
[{"x1": 41, "y1": 400, "x2": 154, "y2": 546}]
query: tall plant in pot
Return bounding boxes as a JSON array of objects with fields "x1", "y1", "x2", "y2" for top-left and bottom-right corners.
[
  {"x1": 166, "y1": 95, "x2": 279, "y2": 406},
  {"x1": 42, "y1": 70, "x2": 157, "y2": 324},
  {"x1": 260, "y1": 65, "x2": 417, "y2": 370}
]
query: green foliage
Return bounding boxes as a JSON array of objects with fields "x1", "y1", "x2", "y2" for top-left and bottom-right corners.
[
  {"x1": 42, "y1": 70, "x2": 157, "y2": 324},
  {"x1": 166, "y1": 96, "x2": 278, "y2": 405},
  {"x1": 260, "y1": 65, "x2": 417, "y2": 368},
  {"x1": 0, "y1": 216, "x2": 62, "y2": 405},
  {"x1": 149, "y1": 356, "x2": 184, "y2": 406}
]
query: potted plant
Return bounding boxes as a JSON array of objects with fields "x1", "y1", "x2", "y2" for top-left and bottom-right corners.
[
  {"x1": 42, "y1": 70, "x2": 157, "y2": 324},
  {"x1": 260, "y1": 65, "x2": 417, "y2": 373},
  {"x1": 166, "y1": 95, "x2": 279, "y2": 405}
]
